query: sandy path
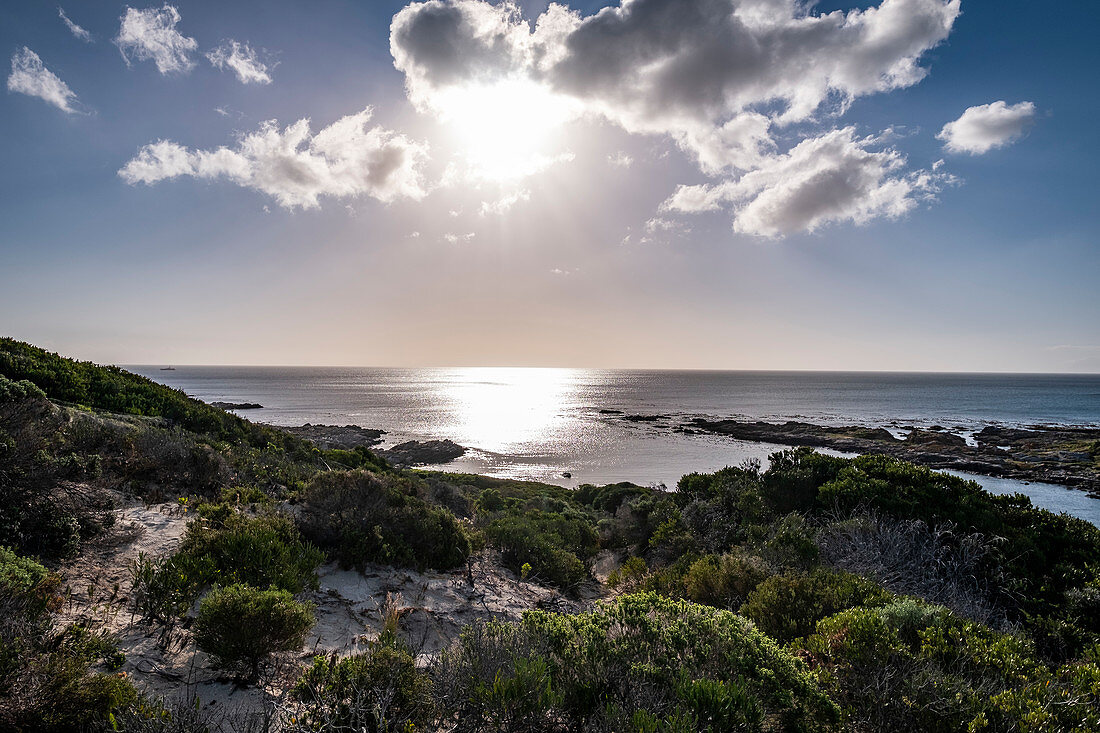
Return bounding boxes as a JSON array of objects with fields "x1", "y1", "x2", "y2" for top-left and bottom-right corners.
[{"x1": 58, "y1": 501, "x2": 588, "y2": 726}]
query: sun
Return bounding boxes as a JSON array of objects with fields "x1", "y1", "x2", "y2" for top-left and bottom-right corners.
[{"x1": 435, "y1": 77, "x2": 576, "y2": 181}]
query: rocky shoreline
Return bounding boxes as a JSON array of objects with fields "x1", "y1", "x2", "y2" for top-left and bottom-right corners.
[
  {"x1": 281, "y1": 423, "x2": 386, "y2": 450},
  {"x1": 280, "y1": 423, "x2": 466, "y2": 467},
  {"x1": 680, "y1": 418, "x2": 1100, "y2": 498}
]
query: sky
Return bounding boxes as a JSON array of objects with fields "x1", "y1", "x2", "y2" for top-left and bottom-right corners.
[{"x1": 1, "y1": 0, "x2": 1098, "y2": 372}]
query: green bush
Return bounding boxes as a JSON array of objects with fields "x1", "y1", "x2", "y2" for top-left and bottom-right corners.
[
  {"x1": 574, "y1": 481, "x2": 649, "y2": 513},
  {"x1": 0, "y1": 544, "x2": 49, "y2": 592},
  {"x1": 194, "y1": 584, "x2": 314, "y2": 680},
  {"x1": 130, "y1": 511, "x2": 323, "y2": 623},
  {"x1": 0, "y1": 374, "x2": 46, "y2": 402},
  {"x1": 129, "y1": 550, "x2": 215, "y2": 624},
  {"x1": 483, "y1": 509, "x2": 598, "y2": 589},
  {"x1": 180, "y1": 511, "x2": 323, "y2": 593},
  {"x1": 739, "y1": 568, "x2": 892, "y2": 642},
  {"x1": 752, "y1": 512, "x2": 820, "y2": 570},
  {"x1": 607, "y1": 556, "x2": 649, "y2": 591},
  {"x1": 682, "y1": 552, "x2": 770, "y2": 609},
  {"x1": 434, "y1": 593, "x2": 840, "y2": 731},
  {"x1": 0, "y1": 338, "x2": 307, "y2": 450},
  {"x1": 298, "y1": 470, "x2": 470, "y2": 571},
  {"x1": 798, "y1": 599, "x2": 1100, "y2": 732},
  {"x1": 291, "y1": 641, "x2": 435, "y2": 732},
  {"x1": 761, "y1": 448, "x2": 846, "y2": 513},
  {"x1": 0, "y1": 599, "x2": 138, "y2": 732}
]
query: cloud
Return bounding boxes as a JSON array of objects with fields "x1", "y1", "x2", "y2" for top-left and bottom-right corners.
[
  {"x1": 115, "y1": 4, "x2": 198, "y2": 74},
  {"x1": 937, "y1": 101, "x2": 1037, "y2": 155},
  {"x1": 663, "y1": 128, "x2": 951, "y2": 237},
  {"x1": 206, "y1": 40, "x2": 273, "y2": 84},
  {"x1": 391, "y1": 0, "x2": 962, "y2": 235},
  {"x1": 119, "y1": 107, "x2": 430, "y2": 208},
  {"x1": 479, "y1": 189, "x2": 530, "y2": 215},
  {"x1": 444, "y1": 232, "x2": 476, "y2": 243},
  {"x1": 608, "y1": 151, "x2": 633, "y2": 168},
  {"x1": 59, "y1": 7, "x2": 93, "y2": 42},
  {"x1": 7, "y1": 47, "x2": 82, "y2": 114},
  {"x1": 393, "y1": 0, "x2": 958, "y2": 170}
]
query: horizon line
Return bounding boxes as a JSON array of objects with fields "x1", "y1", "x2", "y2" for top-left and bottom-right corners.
[{"x1": 124, "y1": 364, "x2": 1100, "y2": 377}]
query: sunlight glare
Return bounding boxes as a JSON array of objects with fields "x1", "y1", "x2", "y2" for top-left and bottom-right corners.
[
  {"x1": 437, "y1": 78, "x2": 575, "y2": 181},
  {"x1": 442, "y1": 367, "x2": 577, "y2": 454}
]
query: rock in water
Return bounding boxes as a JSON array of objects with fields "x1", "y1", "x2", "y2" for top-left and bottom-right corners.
[{"x1": 378, "y1": 439, "x2": 466, "y2": 467}]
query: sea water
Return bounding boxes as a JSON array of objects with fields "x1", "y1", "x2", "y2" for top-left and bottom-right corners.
[{"x1": 129, "y1": 367, "x2": 1100, "y2": 525}]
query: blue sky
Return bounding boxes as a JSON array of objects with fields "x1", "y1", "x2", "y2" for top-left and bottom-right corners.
[{"x1": 1, "y1": 0, "x2": 1098, "y2": 371}]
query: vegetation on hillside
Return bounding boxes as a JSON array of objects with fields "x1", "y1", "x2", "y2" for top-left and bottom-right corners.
[{"x1": 2, "y1": 340, "x2": 1099, "y2": 731}]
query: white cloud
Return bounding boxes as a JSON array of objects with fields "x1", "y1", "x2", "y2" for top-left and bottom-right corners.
[
  {"x1": 392, "y1": 0, "x2": 958, "y2": 170},
  {"x1": 59, "y1": 7, "x2": 92, "y2": 42},
  {"x1": 644, "y1": 217, "x2": 676, "y2": 234},
  {"x1": 937, "y1": 100, "x2": 1037, "y2": 155},
  {"x1": 119, "y1": 107, "x2": 430, "y2": 209},
  {"x1": 608, "y1": 151, "x2": 633, "y2": 168},
  {"x1": 663, "y1": 128, "x2": 952, "y2": 237},
  {"x1": 206, "y1": 40, "x2": 273, "y2": 84},
  {"x1": 7, "y1": 47, "x2": 81, "y2": 114},
  {"x1": 444, "y1": 232, "x2": 476, "y2": 243},
  {"x1": 479, "y1": 189, "x2": 530, "y2": 216},
  {"x1": 115, "y1": 4, "x2": 197, "y2": 75},
  {"x1": 391, "y1": 0, "x2": 962, "y2": 235}
]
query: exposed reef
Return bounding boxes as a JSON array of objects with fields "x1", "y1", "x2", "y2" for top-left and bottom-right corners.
[
  {"x1": 378, "y1": 439, "x2": 467, "y2": 467},
  {"x1": 281, "y1": 423, "x2": 385, "y2": 450},
  {"x1": 687, "y1": 418, "x2": 1100, "y2": 497}
]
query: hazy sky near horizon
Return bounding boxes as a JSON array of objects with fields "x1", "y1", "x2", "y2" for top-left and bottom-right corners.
[{"x1": 1, "y1": 0, "x2": 1098, "y2": 372}]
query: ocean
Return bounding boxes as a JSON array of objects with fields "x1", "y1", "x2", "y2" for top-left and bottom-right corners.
[{"x1": 129, "y1": 367, "x2": 1100, "y2": 525}]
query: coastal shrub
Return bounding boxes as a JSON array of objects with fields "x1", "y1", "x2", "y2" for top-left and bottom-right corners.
[
  {"x1": 0, "y1": 337, "x2": 309, "y2": 450},
  {"x1": 607, "y1": 555, "x2": 649, "y2": 591},
  {"x1": 816, "y1": 455, "x2": 1100, "y2": 623},
  {"x1": 0, "y1": 584, "x2": 138, "y2": 732},
  {"x1": 574, "y1": 481, "x2": 650, "y2": 514},
  {"x1": 117, "y1": 424, "x2": 228, "y2": 494},
  {"x1": 483, "y1": 508, "x2": 599, "y2": 589},
  {"x1": 179, "y1": 511, "x2": 323, "y2": 593},
  {"x1": 0, "y1": 476, "x2": 110, "y2": 561},
  {"x1": 298, "y1": 470, "x2": 470, "y2": 571},
  {"x1": 679, "y1": 451, "x2": 1100, "y2": 648},
  {"x1": 432, "y1": 620, "x2": 559, "y2": 732},
  {"x1": 682, "y1": 552, "x2": 770, "y2": 610},
  {"x1": 0, "y1": 404, "x2": 118, "y2": 560},
  {"x1": 0, "y1": 374, "x2": 46, "y2": 402},
  {"x1": 761, "y1": 448, "x2": 847, "y2": 513},
  {"x1": 739, "y1": 568, "x2": 892, "y2": 642},
  {"x1": 130, "y1": 511, "x2": 322, "y2": 624},
  {"x1": 194, "y1": 584, "x2": 314, "y2": 681},
  {"x1": 0, "y1": 544, "x2": 49, "y2": 592},
  {"x1": 798, "y1": 599, "x2": 1100, "y2": 732},
  {"x1": 129, "y1": 551, "x2": 213, "y2": 624},
  {"x1": 817, "y1": 510, "x2": 1006, "y2": 624},
  {"x1": 675, "y1": 465, "x2": 770, "y2": 553},
  {"x1": 434, "y1": 593, "x2": 840, "y2": 731},
  {"x1": 291, "y1": 641, "x2": 435, "y2": 732},
  {"x1": 645, "y1": 508, "x2": 699, "y2": 564},
  {"x1": 321, "y1": 445, "x2": 390, "y2": 474},
  {"x1": 751, "y1": 512, "x2": 820, "y2": 570}
]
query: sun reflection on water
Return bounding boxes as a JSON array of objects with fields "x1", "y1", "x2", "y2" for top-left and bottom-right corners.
[{"x1": 439, "y1": 367, "x2": 579, "y2": 454}]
